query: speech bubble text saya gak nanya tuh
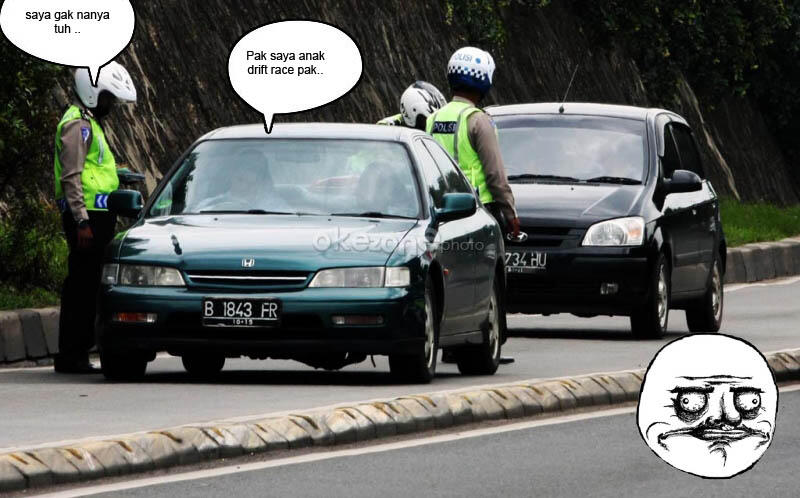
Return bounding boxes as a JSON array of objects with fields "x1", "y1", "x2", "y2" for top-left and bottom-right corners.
[{"x1": 0, "y1": 0, "x2": 135, "y2": 86}]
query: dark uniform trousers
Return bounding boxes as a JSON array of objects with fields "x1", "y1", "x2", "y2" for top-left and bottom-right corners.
[{"x1": 58, "y1": 210, "x2": 116, "y2": 363}]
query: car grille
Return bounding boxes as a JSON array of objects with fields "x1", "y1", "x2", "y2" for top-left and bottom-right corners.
[
  {"x1": 184, "y1": 270, "x2": 311, "y2": 289},
  {"x1": 509, "y1": 227, "x2": 582, "y2": 248}
]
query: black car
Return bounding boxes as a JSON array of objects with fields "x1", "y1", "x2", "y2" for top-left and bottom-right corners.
[{"x1": 487, "y1": 103, "x2": 726, "y2": 338}]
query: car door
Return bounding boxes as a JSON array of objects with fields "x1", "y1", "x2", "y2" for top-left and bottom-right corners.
[
  {"x1": 422, "y1": 138, "x2": 495, "y2": 330},
  {"x1": 413, "y1": 139, "x2": 477, "y2": 335},
  {"x1": 671, "y1": 122, "x2": 717, "y2": 288},
  {"x1": 658, "y1": 120, "x2": 699, "y2": 294}
]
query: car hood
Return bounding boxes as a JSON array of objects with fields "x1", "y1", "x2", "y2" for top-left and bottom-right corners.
[
  {"x1": 116, "y1": 215, "x2": 418, "y2": 271},
  {"x1": 510, "y1": 182, "x2": 643, "y2": 227}
]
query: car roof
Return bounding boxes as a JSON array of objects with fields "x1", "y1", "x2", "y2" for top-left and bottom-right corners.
[
  {"x1": 486, "y1": 102, "x2": 677, "y2": 121},
  {"x1": 200, "y1": 123, "x2": 427, "y2": 142}
]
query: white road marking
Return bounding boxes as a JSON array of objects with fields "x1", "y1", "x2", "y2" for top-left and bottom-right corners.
[
  {"x1": 36, "y1": 383, "x2": 800, "y2": 497},
  {"x1": 726, "y1": 275, "x2": 800, "y2": 293},
  {"x1": 35, "y1": 406, "x2": 637, "y2": 497}
]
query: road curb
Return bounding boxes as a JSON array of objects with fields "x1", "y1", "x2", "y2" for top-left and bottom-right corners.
[
  {"x1": 725, "y1": 235, "x2": 800, "y2": 284},
  {"x1": 3, "y1": 349, "x2": 800, "y2": 493}
]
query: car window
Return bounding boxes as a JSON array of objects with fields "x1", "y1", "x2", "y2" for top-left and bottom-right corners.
[
  {"x1": 671, "y1": 124, "x2": 705, "y2": 179},
  {"x1": 422, "y1": 140, "x2": 475, "y2": 195},
  {"x1": 662, "y1": 124, "x2": 681, "y2": 179},
  {"x1": 495, "y1": 115, "x2": 646, "y2": 183},
  {"x1": 148, "y1": 139, "x2": 420, "y2": 219},
  {"x1": 413, "y1": 141, "x2": 447, "y2": 209}
]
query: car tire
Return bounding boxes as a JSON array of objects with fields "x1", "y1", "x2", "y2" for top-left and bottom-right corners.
[
  {"x1": 631, "y1": 253, "x2": 670, "y2": 339},
  {"x1": 455, "y1": 277, "x2": 502, "y2": 375},
  {"x1": 389, "y1": 275, "x2": 438, "y2": 384},
  {"x1": 686, "y1": 258, "x2": 724, "y2": 332},
  {"x1": 101, "y1": 350, "x2": 148, "y2": 381},
  {"x1": 182, "y1": 353, "x2": 226, "y2": 378}
]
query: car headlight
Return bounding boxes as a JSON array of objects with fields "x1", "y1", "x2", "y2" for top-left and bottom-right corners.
[
  {"x1": 582, "y1": 217, "x2": 645, "y2": 247},
  {"x1": 104, "y1": 264, "x2": 185, "y2": 286},
  {"x1": 309, "y1": 267, "x2": 410, "y2": 288}
]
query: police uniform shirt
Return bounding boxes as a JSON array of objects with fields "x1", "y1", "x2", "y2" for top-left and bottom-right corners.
[
  {"x1": 452, "y1": 96, "x2": 517, "y2": 221},
  {"x1": 58, "y1": 105, "x2": 93, "y2": 222}
]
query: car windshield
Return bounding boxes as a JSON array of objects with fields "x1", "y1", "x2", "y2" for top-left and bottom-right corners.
[
  {"x1": 495, "y1": 115, "x2": 647, "y2": 184},
  {"x1": 148, "y1": 139, "x2": 420, "y2": 218}
]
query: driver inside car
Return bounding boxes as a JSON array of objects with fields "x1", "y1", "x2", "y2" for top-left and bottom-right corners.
[{"x1": 193, "y1": 148, "x2": 292, "y2": 213}]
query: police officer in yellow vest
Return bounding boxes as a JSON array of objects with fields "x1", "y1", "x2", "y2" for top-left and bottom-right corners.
[
  {"x1": 426, "y1": 47, "x2": 520, "y2": 238},
  {"x1": 378, "y1": 81, "x2": 447, "y2": 130},
  {"x1": 53, "y1": 62, "x2": 137, "y2": 373}
]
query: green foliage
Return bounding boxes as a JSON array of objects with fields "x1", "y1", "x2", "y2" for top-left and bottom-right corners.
[
  {"x1": 0, "y1": 285, "x2": 59, "y2": 311},
  {"x1": 720, "y1": 197, "x2": 800, "y2": 247},
  {"x1": 0, "y1": 37, "x2": 63, "y2": 195},
  {"x1": 0, "y1": 195, "x2": 68, "y2": 292},
  {"x1": 574, "y1": 0, "x2": 789, "y2": 103},
  {"x1": 444, "y1": 0, "x2": 511, "y2": 50},
  {"x1": 570, "y1": 0, "x2": 800, "y2": 184},
  {"x1": 1, "y1": 35, "x2": 67, "y2": 300}
]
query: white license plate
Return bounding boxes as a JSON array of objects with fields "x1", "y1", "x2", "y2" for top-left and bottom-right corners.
[
  {"x1": 504, "y1": 251, "x2": 547, "y2": 273},
  {"x1": 202, "y1": 297, "x2": 281, "y2": 327}
]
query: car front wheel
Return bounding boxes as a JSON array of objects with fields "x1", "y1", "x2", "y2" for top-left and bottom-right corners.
[
  {"x1": 455, "y1": 277, "x2": 502, "y2": 375},
  {"x1": 389, "y1": 275, "x2": 439, "y2": 383},
  {"x1": 631, "y1": 253, "x2": 670, "y2": 339},
  {"x1": 686, "y1": 258, "x2": 724, "y2": 332}
]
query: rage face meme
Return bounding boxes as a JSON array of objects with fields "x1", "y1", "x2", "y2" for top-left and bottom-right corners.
[{"x1": 637, "y1": 334, "x2": 778, "y2": 478}]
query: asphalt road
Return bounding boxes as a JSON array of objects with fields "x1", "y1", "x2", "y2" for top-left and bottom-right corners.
[
  {"x1": 80, "y1": 388, "x2": 800, "y2": 498},
  {"x1": 2, "y1": 277, "x2": 799, "y2": 450}
]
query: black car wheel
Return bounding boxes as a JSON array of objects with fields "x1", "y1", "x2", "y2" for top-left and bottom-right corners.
[
  {"x1": 182, "y1": 353, "x2": 226, "y2": 378},
  {"x1": 455, "y1": 277, "x2": 502, "y2": 375},
  {"x1": 686, "y1": 258, "x2": 724, "y2": 332},
  {"x1": 101, "y1": 350, "x2": 148, "y2": 381},
  {"x1": 631, "y1": 253, "x2": 670, "y2": 339},
  {"x1": 389, "y1": 275, "x2": 438, "y2": 384}
]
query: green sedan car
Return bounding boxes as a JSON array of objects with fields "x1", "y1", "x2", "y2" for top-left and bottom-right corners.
[{"x1": 99, "y1": 124, "x2": 506, "y2": 383}]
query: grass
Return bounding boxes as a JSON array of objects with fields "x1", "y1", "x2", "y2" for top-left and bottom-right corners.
[
  {"x1": 720, "y1": 198, "x2": 800, "y2": 247},
  {"x1": 0, "y1": 284, "x2": 59, "y2": 310}
]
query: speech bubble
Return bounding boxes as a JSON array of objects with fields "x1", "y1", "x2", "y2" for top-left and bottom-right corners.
[
  {"x1": 228, "y1": 20, "x2": 363, "y2": 134},
  {"x1": 0, "y1": 0, "x2": 134, "y2": 86}
]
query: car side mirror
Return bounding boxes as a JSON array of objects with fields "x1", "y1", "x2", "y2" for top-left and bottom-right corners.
[
  {"x1": 108, "y1": 189, "x2": 143, "y2": 218},
  {"x1": 434, "y1": 193, "x2": 477, "y2": 224},
  {"x1": 116, "y1": 168, "x2": 146, "y2": 186},
  {"x1": 665, "y1": 169, "x2": 702, "y2": 194}
]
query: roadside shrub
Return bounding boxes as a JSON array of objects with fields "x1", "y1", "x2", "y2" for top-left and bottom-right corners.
[{"x1": 0, "y1": 194, "x2": 67, "y2": 292}]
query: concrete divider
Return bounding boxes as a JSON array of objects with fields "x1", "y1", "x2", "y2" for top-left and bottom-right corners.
[
  {"x1": 725, "y1": 236, "x2": 800, "y2": 284},
  {"x1": 3, "y1": 348, "x2": 799, "y2": 493}
]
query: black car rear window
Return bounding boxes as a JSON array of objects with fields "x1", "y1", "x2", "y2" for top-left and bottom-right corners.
[{"x1": 495, "y1": 115, "x2": 647, "y2": 184}]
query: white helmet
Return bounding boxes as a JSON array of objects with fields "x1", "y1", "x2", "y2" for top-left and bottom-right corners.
[
  {"x1": 446, "y1": 47, "x2": 496, "y2": 96},
  {"x1": 74, "y1": 61, "x2": 137, "y2": 109},
  {"x1": 400, "y1": 81, "x2": 447, "y2": 129}
]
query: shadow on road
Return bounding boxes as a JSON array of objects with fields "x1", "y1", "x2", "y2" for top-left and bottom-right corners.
[
  {"x1": 508, "y1": 328, "x2": 686, "y2": 342},
  {"x1": 8, "y1": 366, "x2": 465, "y2": 387}
]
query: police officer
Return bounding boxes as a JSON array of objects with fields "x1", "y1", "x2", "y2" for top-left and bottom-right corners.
[
  {"x1": 428, "y1": 47, "x2": 518, "y2": 365},
  {"x1": 53, "y1": 62, "x2": 137, "y2": 373},
  {"x1": 378, "y1": 81, "x2": 447, "y2": 130},
  {"x1": 426, "y1": 47, "x2": 520, "y2": 238}
]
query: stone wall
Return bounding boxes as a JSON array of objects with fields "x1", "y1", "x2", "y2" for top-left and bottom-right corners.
[{"x1": 49, "y1": 0, "x2": 798, "y2": 203}]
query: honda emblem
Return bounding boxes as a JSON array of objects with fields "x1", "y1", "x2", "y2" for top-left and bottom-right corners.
[{"x1": 241, "y1": 257, "x2": 255, "y2": 268}]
